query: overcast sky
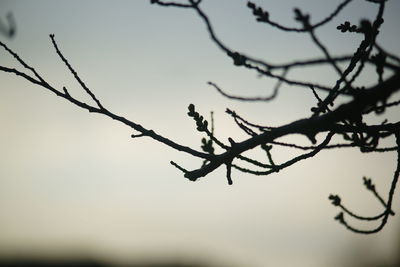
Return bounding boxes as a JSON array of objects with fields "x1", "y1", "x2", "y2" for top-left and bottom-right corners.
[{"x1": 1, "y1": 1, "x2": 400, "y2": 267}]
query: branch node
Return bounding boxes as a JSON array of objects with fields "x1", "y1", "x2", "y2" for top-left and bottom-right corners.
[{"x1": 170, "y1": 161, "x2": 189, "y2": 175}]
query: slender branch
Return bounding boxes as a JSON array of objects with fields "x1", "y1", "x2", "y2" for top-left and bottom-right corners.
[
  {"x1": 184, "y1": 72, "x2": 400, "y2": 180},
  {"x1": 233, "y1": 131, "x2": 334, "y2": 176},
  {"x1": 336, "y1": 132, "x2": 400, "y2": 234},
  {"x1": 247, "y1": 0, "x2": 353, "y2": 33},
  {"x1": 0, "y1": 65, "x2": 42, "y2": 86},
  {"x1": 0, "y1": 1, "x2": 398, "y2": 234},
  {"x1": 0, "y1": 38, "x2": 211, "y2": 160},
  {"x1": 49, "y1": 34, "x2": 105, "y2": 110},
  {"x1": 0, "y1": 41, "x2": 46, "y2": 84},
  {"x1": 208, "y1": 81, "x2": 278, "y2": 102},
  {"x1": 150, "y1": 0, "x2": 195, "y2": 8}
]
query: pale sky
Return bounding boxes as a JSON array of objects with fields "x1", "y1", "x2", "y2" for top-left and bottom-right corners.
[{"x1": 0, "y1": 1, "x2": 400, "y2": 267}]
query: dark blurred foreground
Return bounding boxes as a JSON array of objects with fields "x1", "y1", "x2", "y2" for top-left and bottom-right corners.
[{"x1": 0, "y1": 258, "x2": 212, "y2": 267}]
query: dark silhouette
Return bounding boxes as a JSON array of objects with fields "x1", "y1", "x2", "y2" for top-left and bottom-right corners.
[
  {"x1": 0, "y1": 258, "x2": 210, "y2": 267},
  {"x1": 0, "y1": 0, "x2": 399, "y2": 234}
]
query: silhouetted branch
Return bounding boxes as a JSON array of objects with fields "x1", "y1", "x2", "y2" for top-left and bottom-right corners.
[
  {"x1": 232, "y1": 131, "x2": 334, "y2": 176},
  {"x1": 332, "y1": 132, "x2": 400, "y2": 234},
  {"x1": 247, "y1": 0, "x2": 352, "y2": 33},
  {"x1": 0, "y1": 35, "x2": 212, "y2": 161},
  {"x1": 208, "y1": 81, "x2": 277, "y2": 102},
  {"x1": 50, "y1": 34, "x2": 105, "y2": 110},
  {"x1": 208, "y1": 68, "x2": 287, "y2": 103},
  {"x1": 149, "y1": 0, "x2": 197, "y2": 8},
  {"x1": 363, "y1": 177, "x2": 395, "y2": 215},
  {"x1": 0, "y1": 0, "x2": 399, "y2": 234},
  {"x1": 0, "y1": 40, "x2": 46, "y2": 84},
  {"x1": 226, "y1": 108, "x2": 275, "y2": 132}
]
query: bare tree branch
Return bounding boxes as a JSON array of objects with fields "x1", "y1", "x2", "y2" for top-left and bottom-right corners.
[{"x1": 0, "y1": 0, "x2": 399, "y2": 234}]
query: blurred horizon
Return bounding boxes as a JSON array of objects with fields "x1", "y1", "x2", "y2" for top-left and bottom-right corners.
[{"x1": 1, "y1": 1, "x2": 400, "y2": 267}]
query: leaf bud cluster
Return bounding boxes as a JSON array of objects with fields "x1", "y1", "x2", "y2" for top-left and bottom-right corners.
[{"x1": 187, "y1": 104, "x2": 208, "y2": 132}]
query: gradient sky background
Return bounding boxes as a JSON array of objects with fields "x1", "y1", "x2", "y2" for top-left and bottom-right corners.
[{"x1": 0, "y1": 1, "x2": 400, "y2": 266}]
